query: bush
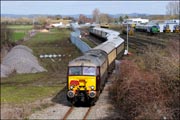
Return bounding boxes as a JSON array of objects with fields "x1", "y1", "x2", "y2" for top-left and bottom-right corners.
[
  {"x1": 110, "y1": 40, "x2": 179, "y2": 119},
  {"x1": 1, "y1": 24, "x2": 13, "y2": 46},
  {"x1": 142, "y1": 40, "x2": 180, "y2": 119},
  {"x1": 110, "y1": 60, "x2": 171, "y2": 119}
]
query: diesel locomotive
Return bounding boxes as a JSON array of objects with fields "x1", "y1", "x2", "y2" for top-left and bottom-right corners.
[
  {"x1": 135, "y1": 24, "x2": 160, "y2": 34},
  {"x1": 67, "y1": 27, "x2": 124, "y2": 105}
]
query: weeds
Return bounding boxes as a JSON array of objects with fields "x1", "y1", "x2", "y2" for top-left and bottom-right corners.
[{"x1": 110, "y1": 40, "x2": 179, "y2": 119}]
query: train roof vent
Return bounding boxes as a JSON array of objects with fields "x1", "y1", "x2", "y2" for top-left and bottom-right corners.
[{"x1": 75, "y1": 58, "x2": 91, "y2": 62}]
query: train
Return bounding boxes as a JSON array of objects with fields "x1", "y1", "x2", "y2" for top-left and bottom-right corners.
[
  {"x1": 89, "y1": 26, "x2": 120, "y2": 41},
  {"x1": 135, "y1": 24, "x2": 160, "y2": 34},
  {"x1": 173, "y1": 24, "x2": 179, "y2": 33},
  {"x1": 100, "y1": 23, "x2": 109, "y2": 28},
  {"x1": 67, "y1": 27, "x2": 125, "y2": 105},
  {"x1": 121, "y1": 24, "x2": 135, "y2": 35},
  {"x1": 163, "y1": 24, "x2": 179, "y2": 33},
  {"x1": 163, "y1": 24, "x2": 171, "y2": 33}
]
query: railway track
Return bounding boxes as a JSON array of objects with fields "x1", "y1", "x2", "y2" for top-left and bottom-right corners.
[
  {"x1": 86, "y1": 35, "x2": 103, "y2": 45},
  {"x1": 80, "y1": 28, "x2": 103, "y2": 46},
  {"x1": 63, "y1": 106, "x2": 91, "y2": 120},
  {"x1": 80, "y1": 29, "x2": 103, "y2": 45},
  {"x1": 135, "y1": 31, "x2": 179, "y2": 40},
  {"x1": 80, "y1": 27, "x2": 178, "y2": 54},
  {"x1": 120, "y1": 33, "x2": 167, "y2": 54}
]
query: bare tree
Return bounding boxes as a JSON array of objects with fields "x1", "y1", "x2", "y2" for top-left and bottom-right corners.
[
  {"x1": 78, "y1": 14, "x2": 87, "y2": 24},
  {"x1": 16, "y1": 17, "x2": 33, "y2": 25},
  {"x1": 166, "y1": 1, "x2": 179, "y2": 16},
  {"x1": 99, "y1": 13, "x2": 112, "y2": 24},
  {"x1": 36, "y1": 17, "x2": 49, "y2": 28},
  {"x1": 92, "y1": 8, "x2": 100, "y2": 23},
  {"x1": 78, "y1": 14, "x2": 92, "y2": 24}
]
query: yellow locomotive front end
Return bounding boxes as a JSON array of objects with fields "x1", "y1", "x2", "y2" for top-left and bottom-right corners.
[
  {"x1": 163, "y1": 24, "x2": 171, "y2": 33},
  {"x1": 68, "y1": 75, "x2": 96, "y2": 91},
  {"x1": 173, "y1": 25, "x2": 179, "y2": 33},
  {"x1": 67, "y1": 64, "x2": 99, "y2": 105},
  {"x1": 67, "y1": 50, "x2": 108, "y2": 105}
]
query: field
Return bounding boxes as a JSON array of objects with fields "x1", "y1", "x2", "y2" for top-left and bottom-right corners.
[
  {"x1": 1, "y1": 27, "x2": 82, "y2": 117},
  {"x1": 8, "y1": 25, "x2": 33, "y2": 42}
]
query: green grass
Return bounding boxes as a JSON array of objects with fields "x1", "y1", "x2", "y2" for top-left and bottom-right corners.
[
  {"x1": 1, "y1": 86, "x2": 62, "y2": 104},
  {"x1": 8, "y1": 25, "x2": 33, "y2": 42},
  {"x1": 1, "y1": 73, "x2": 64, "y2": 104},
  {"x1": 23, "y1": 28, "x2": 81, "y2": 73},
  {"x1": 7, "y1": 25, "x2": 33, "y2": 30},
  {"x1": 1, "y1": 28, "x2": 82, "y2": 105},
  {"x1": 11, "y1": 32, "x2": 26, "y2": 42},
  {"x1": 1, "y1": 73, "x2": 46, "y2": 86},
  {"x1": 81, "y1": 38, "x2": 96, "y2": 48},
  {"x1": 24, "y1": 29, "x2": 71, "y2": 46}
]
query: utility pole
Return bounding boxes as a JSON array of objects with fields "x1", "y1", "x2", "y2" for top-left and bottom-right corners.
[
  {"x1": 127, "y1": 23, "x2": 129, "y2": 52},
  {"x1": 33, "y1": 18, "x2": 35, "y2": 26},
  {"x1": 124, "y1": 23, "x2": 129, "y2": 55}
]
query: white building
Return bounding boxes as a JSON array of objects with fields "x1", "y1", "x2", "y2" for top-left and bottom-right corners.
[
  {"x1": 165, "y1": 19, "x2": 179, "y2": 24},
  {"x1": 51, "y1": 22, "x2": 63, "y2": 27},
  {"x1": 123, "y1": 18, "x2": 149, "y2": 25}
]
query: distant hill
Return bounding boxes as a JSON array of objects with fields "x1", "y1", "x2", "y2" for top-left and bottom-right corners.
[{"x1": 1, "y1": 14, "x2": 49, "y2": 18}]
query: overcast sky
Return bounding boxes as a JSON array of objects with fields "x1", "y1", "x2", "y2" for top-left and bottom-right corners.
[{"x1": 1, "y1": 1, "x2": 170, "y2": 15}]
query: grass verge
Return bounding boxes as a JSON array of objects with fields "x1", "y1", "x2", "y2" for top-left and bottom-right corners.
[
  {"x1": 1, "y1": 86, "x2": 62, "y2": 104},
  {"x1": 7, "y1": 25, "x2": 33, "y2": 42},
  {"x1": 81, "y1": 37, "x2": 96, "y2": 48},
  {"x1": 1, "y1": 28, "x2": 82, "y2": 105},
  {"x1": 11, "y1": 32, "x2": 26, "y2": 42},
  {"x1": 7, "y1": 25, "x2": 33, "y2": 30}
]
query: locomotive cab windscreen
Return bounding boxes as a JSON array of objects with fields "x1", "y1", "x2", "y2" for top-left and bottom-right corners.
[
  {"x1": 68, "y1": 66, "x2": 96, "y2": 76},
  {"x1": 68, "y1": 66, "x2": 99, "y2": 91}
]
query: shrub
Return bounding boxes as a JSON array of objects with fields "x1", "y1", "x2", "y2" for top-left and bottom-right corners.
[
  {"x1": 1, "y1": 24, "x2": 13, "y2": 46},
  {"x1": 110, "y1": 60, "x2": 172, "y2": 119},
  {"x1": 110, "y1": 40, "x2": 179, "y2": 119},
  {"x1": 142, "y1": 40, "x2": 180, "y2": 119}
]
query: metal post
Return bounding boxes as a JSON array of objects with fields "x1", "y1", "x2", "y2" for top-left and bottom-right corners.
[
  {"x1": 127, "y1": 24, "x2": 129, "y2": 52},
  {"x1": 33, "y1": 18, "x2": 34, "y2": 26}
]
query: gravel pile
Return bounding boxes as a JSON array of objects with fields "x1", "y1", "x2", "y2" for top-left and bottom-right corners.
[
  {"x1": 1, "y1": 45, "x2": 47, "y2": 78},
  {"x1": 0, "y1": 64, "x2": 14, "y2": 78}
]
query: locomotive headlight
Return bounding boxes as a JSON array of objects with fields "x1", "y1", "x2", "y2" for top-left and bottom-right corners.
[
  {"x1": 70, "y1": 86, "x2": 74, "y2": 90},
  {"x1": 91, "y1": 86, "x2": 94, "y2": 90}
]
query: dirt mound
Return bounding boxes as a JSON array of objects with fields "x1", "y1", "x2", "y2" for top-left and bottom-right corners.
[
  {"x1": 40, "y1": 29, "x2": 49, "y2": 33},
  {"x1": 1, "y1": 45, "x2": 47, "y2": 78}
]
